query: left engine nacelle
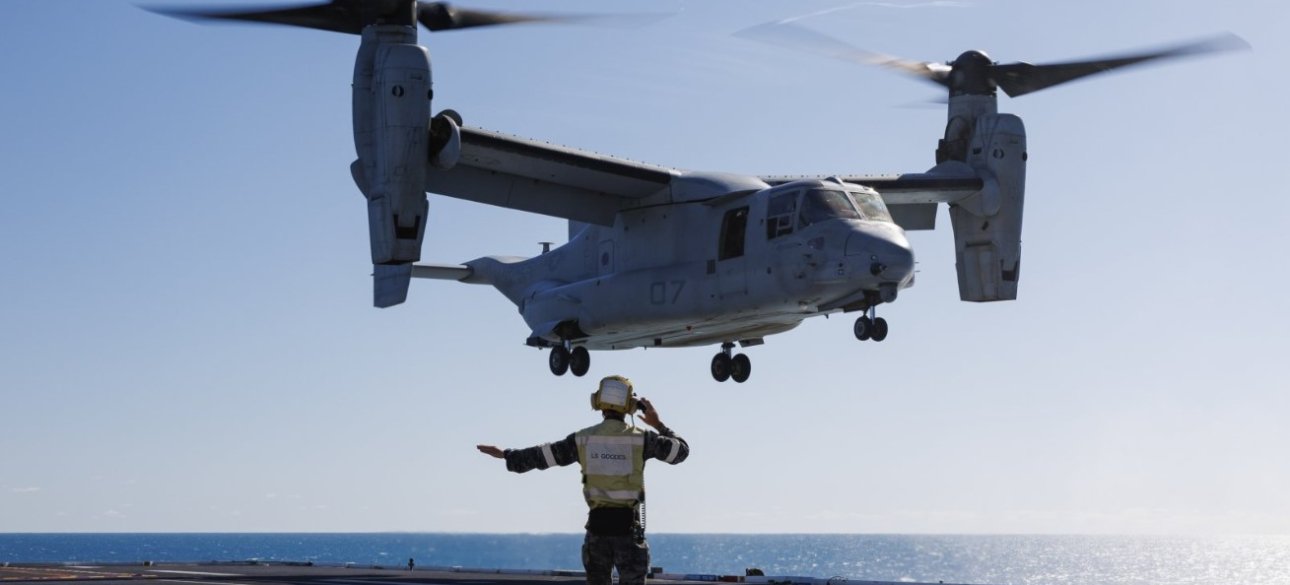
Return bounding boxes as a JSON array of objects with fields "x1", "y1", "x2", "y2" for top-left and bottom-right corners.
[{"x1": 351, "y1": 27, "x2": 431, "y2": 268}]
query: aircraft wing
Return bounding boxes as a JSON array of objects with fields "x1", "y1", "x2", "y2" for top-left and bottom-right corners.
[
  {"x1": 425, "y1": 126, "x2": 681, "y2": 226},
  {"x1": 762, "y1": 166, "x2": 984, "y2": 230}
]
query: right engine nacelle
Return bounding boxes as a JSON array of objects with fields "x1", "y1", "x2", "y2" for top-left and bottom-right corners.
[{"x1": 949, "y1": 113, "x2": 1026, "y2": 302}]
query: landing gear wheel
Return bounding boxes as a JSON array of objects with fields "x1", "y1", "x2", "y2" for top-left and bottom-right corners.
[
  {"x1": 548, "y1": 346, "x2": 570, "y2": 376},
  {"x1": 730, "y1": 354, "x2": 752, "y2": 383},
  {"x1": 710, "y1": 353, "x2": 732, "y2": 382},
  {"x1": 854, "y1": 316, "x2": 873, "y2": 341},
  {"x1": 569, "y1": 346, "x2": 591, "y2": 377},
  {"x1": 871, "y1": 317, "x2": 889, "y2": 342}
]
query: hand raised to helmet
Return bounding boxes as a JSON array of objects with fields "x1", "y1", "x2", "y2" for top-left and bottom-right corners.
[{"x1": 637, "y1": 397, "x2": 663, "y2": 429}]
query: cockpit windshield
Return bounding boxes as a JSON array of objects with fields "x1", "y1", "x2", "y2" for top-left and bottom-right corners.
[
  {"x1": 849, "y1": 190, "x2": 893, "y2": 223},
  {"x1": 767, "y1": 186, "x2": 895, "y2": 240},
  {"x1": 798, "y1": 189, "x2": 860, "y2": 229}
]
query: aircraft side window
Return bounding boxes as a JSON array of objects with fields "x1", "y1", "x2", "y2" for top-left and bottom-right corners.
[
  {"x1": 766, "y1": 191, "x2": 798, "y2": 240},
  {"x1": 718, "y1": 206, "x2": 749, "y2": 260}
]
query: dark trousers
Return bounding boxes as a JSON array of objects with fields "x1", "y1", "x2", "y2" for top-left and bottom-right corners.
[{"x1": 582, "y1": 533, "x2": 649, "y2": 585}]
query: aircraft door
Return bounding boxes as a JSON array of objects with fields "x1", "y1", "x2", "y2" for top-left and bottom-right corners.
[
  {"x1": 598, "y1": 239, "x2": 615, "y2": 276},
  {"x1": 716, "y1": 206, "x2": 750, "y2": 298},
  {"x1": 765, "y1": 189, "x2": 810, "y2": 287}
]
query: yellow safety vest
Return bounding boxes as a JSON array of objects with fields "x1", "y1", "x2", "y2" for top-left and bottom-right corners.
[{"x1": 575, "y1": 419, "x2": 645, "y2": 509}]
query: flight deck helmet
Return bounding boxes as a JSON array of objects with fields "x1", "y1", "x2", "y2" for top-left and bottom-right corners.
[{"x1": 590, "y1": 375, "x2": 637, "y2": 414}]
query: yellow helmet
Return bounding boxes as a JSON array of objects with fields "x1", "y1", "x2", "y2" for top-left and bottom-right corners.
[{"x1": 590, "y1": 375, "x2": 637, "y2": 414}]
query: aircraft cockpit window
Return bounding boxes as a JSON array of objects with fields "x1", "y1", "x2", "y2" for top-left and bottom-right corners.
[
  {"x1": 766, "y1": 191, "x2": 798, "y2": 239},
  {"x1": 798, "y1": 189, "x2": 860, "y2": 229},
  {"x1": 849, "y1": 191, "x2": 893, "y2": 222}
]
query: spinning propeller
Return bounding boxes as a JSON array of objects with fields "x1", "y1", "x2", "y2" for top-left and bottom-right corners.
[
  {"x1": 736, "y1": 21, "x2": 1249, "y2": 98},
  {"x1": 148, "y1": 0, "x2": 567, "y2": 35}
]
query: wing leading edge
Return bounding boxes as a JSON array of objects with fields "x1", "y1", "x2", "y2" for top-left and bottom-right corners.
[
  {"x1": 424, "y1": 127, "x2": 984, "y2": 232},
  {"x1": 424, "y1": 126, "x2": 681, "y2": 226}
]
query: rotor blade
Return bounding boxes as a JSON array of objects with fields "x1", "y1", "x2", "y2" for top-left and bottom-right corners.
[
  {"x1": 896, "y1": 96, "x2": 950, "y2": 109},
  {"x1": 993, "y1": 33, "x2": 1250, "y2": 98},
  {"x1": 416, "y1": 2, "x2": 559, "y2": 32},
  {"x1": 150, "y1": 1, "x2": 575, "y2": 35},
  {"x1": 418, "y1": 4, "x2": 670, "y2": 32},
  {"x1": 146, "y1": 1, "x2": 363, "y2": 34},
  {"x1": 734, "y1": 20, "x2": 950, "y2": 87}
]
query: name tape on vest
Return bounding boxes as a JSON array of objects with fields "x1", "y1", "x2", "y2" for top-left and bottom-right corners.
[{"x1": 586, "y1": 441, "x2": 634, "y2": 475}]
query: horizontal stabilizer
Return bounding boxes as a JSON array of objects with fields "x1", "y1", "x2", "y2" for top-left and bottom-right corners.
[{"x1": 411, "y1": 263, "x2": 473, "y2": 281}]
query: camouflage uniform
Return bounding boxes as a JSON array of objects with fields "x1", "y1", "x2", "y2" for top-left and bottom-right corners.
[
  {"x1": 583, "y1": 533, "x2": 649, "y2": 585},
  {"x1": 503, "y1": 421, "x2": 688, "y2": 585}
]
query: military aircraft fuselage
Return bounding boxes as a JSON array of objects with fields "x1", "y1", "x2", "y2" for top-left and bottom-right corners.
[
  {"x1": 154, "y1": 4, "x2": 1243, "y2": 382},
  {"x1": 466, "y1": 175, "x2": 915, "y2": 351}
]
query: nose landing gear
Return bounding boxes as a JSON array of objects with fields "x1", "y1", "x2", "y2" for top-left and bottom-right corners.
[{"x1": 711, "y1": 342, "x2": 752, "y2": 383}]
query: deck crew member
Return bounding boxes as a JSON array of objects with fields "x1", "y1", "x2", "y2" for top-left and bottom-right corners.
[{"x1": 477, "y1": 375, "x2": 689, "y2": 585}]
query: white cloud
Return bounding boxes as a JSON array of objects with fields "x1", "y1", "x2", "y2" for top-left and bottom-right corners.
[{"x1": 9, "y1": 487, "x2": 41, "y2": 494}]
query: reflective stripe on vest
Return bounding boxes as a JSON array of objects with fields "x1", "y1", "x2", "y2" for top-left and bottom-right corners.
[
  {"x1": 585, "y1": 487, "x2": 642, "y2": 502},
  {"x1": 575, "y1": 420, "x2": 645, "y2": 508}
]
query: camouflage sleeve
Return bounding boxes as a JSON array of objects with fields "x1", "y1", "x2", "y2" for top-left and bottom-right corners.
[
  {"x1": 503, "y1": 433, "x2": 579, "y2": 473},
  {"x1": 643, "y1": 425, "x2": 689, "y2": 465}
]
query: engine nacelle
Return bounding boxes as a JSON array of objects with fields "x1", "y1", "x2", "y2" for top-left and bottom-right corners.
[
  {"x1": 351, "y1": 26, "x2": 431, "y2": 268},
  {"x1": 949, "y1": 113, "x2": 1026, "y2": 301}
]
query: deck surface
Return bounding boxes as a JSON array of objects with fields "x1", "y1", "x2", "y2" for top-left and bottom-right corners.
[{"x1": 0, "y1": 563, "x2": 984, "y2": 585}]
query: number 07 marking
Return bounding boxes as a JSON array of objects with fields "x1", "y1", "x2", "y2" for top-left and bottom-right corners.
[{"x1": 649, "y1": 280, "x2": 686, "y2": 305}]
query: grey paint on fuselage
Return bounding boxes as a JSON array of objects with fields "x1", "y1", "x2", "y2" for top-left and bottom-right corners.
[{"x1": 463, "y1": 172, "x2": 915, "y2": 350}]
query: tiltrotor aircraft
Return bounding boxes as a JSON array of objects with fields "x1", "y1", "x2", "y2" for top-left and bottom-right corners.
[{"x1": 155, "y1": 1, "x2": 1244, "y2": 382}]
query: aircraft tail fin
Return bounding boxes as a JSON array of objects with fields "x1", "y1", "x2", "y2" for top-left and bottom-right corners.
[
  {"x1": 373, "y1": 264, "x2": 413, "y2": 308},
  {"x1": 568, "y1": 220, "x2": 590, "y2": 241}
]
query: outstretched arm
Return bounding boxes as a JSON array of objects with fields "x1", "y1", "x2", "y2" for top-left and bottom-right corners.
[{"x1": 477, "y1": 434, "x2": 578, "y2": 473}]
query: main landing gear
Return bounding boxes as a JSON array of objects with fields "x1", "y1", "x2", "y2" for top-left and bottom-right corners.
[
  {"x1": 853, "y1": 307, "x2": 889, "y2": 342},
  {"x1": 548, "y1": 343, "x2": 591, "y2": 377},
  {"x1": 710, "y1": 342, "x2": 751, "y2": 383}
]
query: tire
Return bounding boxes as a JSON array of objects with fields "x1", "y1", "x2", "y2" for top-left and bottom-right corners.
[
  {"x1": 731, "y1": 354, "x2": 752, "y2": 383},
  {"x1": 710, "y1": 353, "x2": 732, "y2": 382},
  {"x1": 872, "y1": 317, "x2": 889, "y2": 342},
  {"x1": 569, "y1": 346, "x2": 591, "y2": 377},
  {"x1": 549, "y1": 346, "x2": 570, "y2": 376},
  {"x1": 854, "y1": 316, "x2": 872, "y2": 341}
]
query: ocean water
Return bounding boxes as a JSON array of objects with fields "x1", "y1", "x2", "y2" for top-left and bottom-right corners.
[{"x1": 1, "y1": 533, "x2": 1288, "y2": 585}]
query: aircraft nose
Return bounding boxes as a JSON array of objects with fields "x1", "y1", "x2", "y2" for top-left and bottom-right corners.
[{"x1": 846, "y1": 228, "x2": 914, "y2": 282}]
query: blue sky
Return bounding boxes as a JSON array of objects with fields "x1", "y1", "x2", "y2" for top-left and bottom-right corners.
[{"x1": 1, "y1": 0, "x2": 1287, "y2": 534}]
